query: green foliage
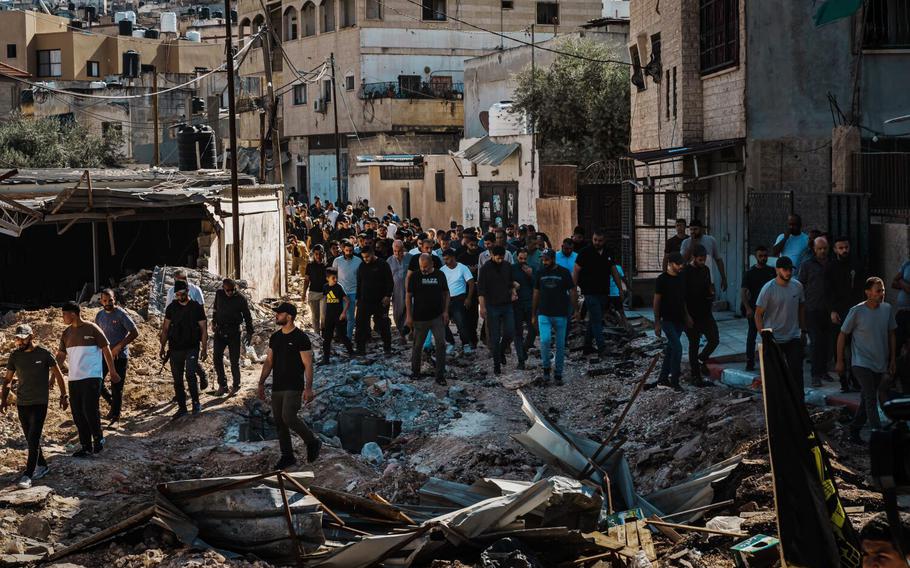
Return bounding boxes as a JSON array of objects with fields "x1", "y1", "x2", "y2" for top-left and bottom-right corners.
[
  {"x1": 0, "y1": 113, "x2": 124, "y2": 168},
  {"x1": 511, "y1": 38, "x2": 631, "y2": 166}
]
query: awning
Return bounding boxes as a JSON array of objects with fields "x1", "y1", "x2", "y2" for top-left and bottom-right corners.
[
  {"x1": 627, "y1": 138, "x2": 744, "y2": 164},
  {"x1": 456, "y1": 137, "x2": 520, "y2": 166}
]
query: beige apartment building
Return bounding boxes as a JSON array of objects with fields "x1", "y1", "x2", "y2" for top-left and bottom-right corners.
[{"x1": 236, "y1": 0, "x2": 602, "y2": 206}]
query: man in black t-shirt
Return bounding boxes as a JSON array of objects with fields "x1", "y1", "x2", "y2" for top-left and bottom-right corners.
[
  {"x1": 682, "y1": 246, "x2": 716, "y2": 387},
  {"x1": 321, "y1": 269, "x2": 353, "y2": 364},
  {"x1": 258, "y1": 302, "x2": 320, "y2": 470},
  {"x1": 457, "y1": 237, "x2": 482, "y2": 347},
  {"x1": 303, "y1": 245, "x2": 328, "y2": 332},
  {"x1": 532, "y1": 250, "x2": 575, "y2": 384},
  {"x1": 407, "y1": 254, "x2": 450, "y2": 384},
  {"x1": 160, "y1": 280, "x2": 208, "y2": 417},
  {"x1": 654, "y1": 253, "x2": 691, "y2": 391},
  {"x1": 662, "y1": 219, "x2": 687, "y2": 271},
  {"x1": 573, "y1": 228, "x2": 624, "y2": 358},
  {"x1": 740, "y1": 245, "x2": 775, "y2": 371}
]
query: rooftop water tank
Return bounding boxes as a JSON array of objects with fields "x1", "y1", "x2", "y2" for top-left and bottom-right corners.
[
  {"x1": 132, "y1": 28, "x2": 146, "y2": 38},
  {"x1": 118, "y1": 18, "x2": 133, "y2": 35},
  {"x1": 160, "y1": 11, "x2": 177, "y2": 32},
  {"x1": 199, "y1": 6, "x2": 210, "y2": 18},
  {"x1": 177, "y1": 124, "x2": 218, "y2": 171},
  {"x1": 144, "y1": 28, "x2": 159, "y2": 38},
  {"x1": 186, "y1": 30, "x2": 201, "y2": 42},
  {"x1": 488, "y1": 101, "x2": 527, "y2": 137},
  {"x1": 122, "y1": 50, "x2": 140, "y2": 78}
]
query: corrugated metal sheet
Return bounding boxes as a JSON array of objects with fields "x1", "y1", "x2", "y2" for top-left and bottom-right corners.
[{"x1": 457, "y1": 136, "x2": 520, "y2": 166}]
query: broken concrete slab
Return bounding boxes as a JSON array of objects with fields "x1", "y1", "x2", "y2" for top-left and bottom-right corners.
[
  {"x1": 0, "y1": 486, "x2": 54, "y2": 507},
  {"x1": 0, "y1": 553, "x2": 44, "y2": 566},
  {"x1": 17, "y1": 514, "x2": 51, "y2": 540}
]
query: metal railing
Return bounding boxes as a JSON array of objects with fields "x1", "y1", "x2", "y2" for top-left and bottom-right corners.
[
  {"x1": 864, "y1": 0, "x2": 910, "y2": 49},
  {"x1": 852, "y1": 152, "x2": 910, "y2": 218},
  {"x1": 358, "y1": 81, "x2": 464, "y2": 101}
]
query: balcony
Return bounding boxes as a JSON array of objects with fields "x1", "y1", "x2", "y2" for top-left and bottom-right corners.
[{"x1": 359, "y1": 81, "x2": 464, "y2": 101}]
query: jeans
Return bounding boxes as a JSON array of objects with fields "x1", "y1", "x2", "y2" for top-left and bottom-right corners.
[
  {"x1": 445, "y1": 295, "x2": 471, "y2": 346},
  {"x1": 100, "y1": 357, "x2": 128, "y2": 418},
  {"x1": 806, "y1": 309, "x2": 831, "y2": 379},
  {"x1": 213, "y1": 327, "x2": 242, "y2": 390},
  {"x1": 538, "y1": 315, "x2": 568, "y2": 374},
  {"x1": 306, "y1": 291, "x2": 325, "y2": 332},
  {"x1": 850, "y1": 366, "x2": 883, "y2": 431},
  {"x1": 746, "y1": 316, "x2": 758, "y2": 366},
  {"x1": 344, "y1": 292, "x2": 357, "y2": 340},
  {"x1": 355, "y1": 301, "x2": 391, "y2": 351},
  {"x1": 322, "y1": 311, "x2": 352, "y2": 358},
  {"x1": 777, "y1": 339, "x2": 806, "y2": 402},
  {"x1": 513, "y1": 301, "x2": 534, "y2": 361},
  {"x1": 271, "y1": 390, "x2": 317, "y2": 459},
  {"x1": 686, "y1": 313, "x2": 719, "y2": 375},
  {"x1": 486, "y1": 304, "x2": 516, "y2": 366},
  {"x1": 69, "y1": 378, "x2": 103, "y2": 451},
  {"x1": 17, "y1": 404, "x2": 48, "y2": 477},
  {"x1": 170, "y1": 348, "x2": 200, "y2": 411},
  {"x1": 584, "y1": 294, "x2": 610, "y2": 351},
  {"x1": 658, "y1": 320, "x2": 683, "y2": 383},
  {"x1": 411, "y1": 316, "x2": 446, "y2": 378}
]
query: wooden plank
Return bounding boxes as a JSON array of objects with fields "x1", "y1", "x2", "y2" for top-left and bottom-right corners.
[
  {"x1": 49, "y1": 170, "x2": 86, "y2": 214},
  {"x1": 45, "y1": 506, "x2": 155, "y2": 561},
  {"x1": 86, "y1": 169, "x2": 93, "y2": 209},
  {"x1": 106, "y1": 216, "x2": 116, "y2": 256},
  {"x1": 645, "y1": 519, "x2": 747, "y2": 538},
  {"x1": 582, "y1": 532, "x2": 638, "y2": 559},
  {"x1": 625, "y1": 520, "x2": 640, "y2": 551},
  {"x1": 647, "y1": 515, "x2": 684, "y2": 545},
  {"x1": 638, "y1": 522, "x2": 657, "y2": 562}
]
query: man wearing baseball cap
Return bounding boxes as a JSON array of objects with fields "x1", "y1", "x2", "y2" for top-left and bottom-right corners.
[
  {"x1": 257, "y1": 302, "x2": 321, "y2": 469},
  {"x1": 2, "y1": 324, "x2": 68, "y2": 488},
  {"x1": 755, "y1": 255, "x2": 808, "y2": 400}
]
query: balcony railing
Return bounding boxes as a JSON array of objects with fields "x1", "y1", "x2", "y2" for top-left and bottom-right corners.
[
  {"x1": 864, "y1": 0, "x2": 910, "y2": 49},
  {"x1": 358, "y1": 81, "x2": 464, "y2": 101},
  {"x1": 852, "y1": 151, "x2": 910, "y2": 218}
]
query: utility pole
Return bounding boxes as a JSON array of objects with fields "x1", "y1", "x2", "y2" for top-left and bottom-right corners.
[
  {"x1": 330, "y1": 53, "x2": 344, "y2": 203},
  {"x1": 224, "y1": 0, "x2": 241, "y2": 279},
  {"x1": 151, "y1": 69, "x2": 160, "y2": 167},
  {"x1": 530, "y1": 24, "x2": 536, "y2": 185},
  {"x1": 264, "y1": 27, "x2": 283, "y2": 185}
]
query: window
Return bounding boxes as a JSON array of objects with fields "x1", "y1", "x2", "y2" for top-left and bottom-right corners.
[
  {"x1": 321, "y1": 0, "x2": 335, "y2": 32},
  {"x1": 341, "y1": 0, "x2": 355, "y2": 27},
  {"x1": 366, "y1": 0, "x2": 382, "y2": 19},
  {"x1": 536, "y1": 2, "x2": 558, "y2": 25},
  {"x1": 381, "y1": 165, "x2": 424, "y2": 180},
  {"x1": 37, "y1": 49, "x2": 62, "y2": 77},
  {"x1": 344, "y1": 75, "x2": 354, "y2": 90},
  {"x1": 642, "y1": 190, "x2": 655, "y2": 226},
  {"x1": 664, "y1": 192, "x2": 677, "y2": 221},
  {"x1": 293, "y1": 84, "x2": 307, "y2": 105},
  {"x1": 284, "y1": 6, "x2": 298, "y2": 40},
  {"x1": 434, "y1": 170, "x2": 445, "y2": 202},
  {"x1": 398, "y1": 74, "x2": 420, "y2": 96},
  {"x1": 864, "y1": 0, "x2": 910, "y2": 49},
  {"x1": 302, "y1": 2, "x2": 316, "y2": 36},
  {"x1": 322, "y1": 78, "x2": 332, "y2": 102},
  {"x1": 422, "y1": 0, "x2": 446, "y2": 21},
  {"x1": 501, "y1": 0, "x2": 514, "y2": 9},
  {"x1": 6, "y1": 44, "x2": 16, "y2": 58},
  {"x1": 87, "y1": 60, "x2": 100, "y2": 77},
  {"x1": 699, "y1": 0, "x2": 739, "y2": 74}
]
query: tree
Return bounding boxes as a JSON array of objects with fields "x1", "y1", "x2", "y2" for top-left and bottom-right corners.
[
  {"x1": 511, "y1": 38, "x2": 630, "y2": 167},
  {"x1": 0, "y1": 113, "x2": 124, "y2": 168}
]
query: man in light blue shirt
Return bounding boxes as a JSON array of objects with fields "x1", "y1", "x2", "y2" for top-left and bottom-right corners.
[
  {"x1": 773, "y1": 214, "x2": 811, "y2": 270},
  {"x1": 332, "y1": 241, "x2": 363, "y2": 340},
  {"x1": 555, "y1": 238, "x2": 577, "y2": 273}
]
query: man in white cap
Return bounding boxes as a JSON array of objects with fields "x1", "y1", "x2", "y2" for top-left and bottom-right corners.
[{"x1": 2, "y1": 324, "x2": 68, "y2": 488}]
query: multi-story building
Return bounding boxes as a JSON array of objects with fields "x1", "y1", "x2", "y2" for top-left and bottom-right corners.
[
  {"x1": 0, "y1": 9, "x2": 227, "y2": 164},
  {"x1": 236, "y1": 0, "x2": 602, "y2": 204},
  {"x1": 627, "y1": 0, "x2": 909, "y2": 307}
]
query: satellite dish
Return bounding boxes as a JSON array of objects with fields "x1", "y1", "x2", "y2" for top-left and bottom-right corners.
[{"x1": 479, "y1": 111, "x2": 489, "y2": 132}]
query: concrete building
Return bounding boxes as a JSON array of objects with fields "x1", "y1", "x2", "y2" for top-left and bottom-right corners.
[
  {"x1": 235, "y1": 0, "x2": 603, "y2": 204},
  {"x1": 627, "y1": 0, "x2": 909, "y2": 308}
]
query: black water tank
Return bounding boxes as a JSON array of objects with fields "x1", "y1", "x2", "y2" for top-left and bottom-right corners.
[
  {"x1": 230, "y1": 9, "x2": 237, "y2": 22},
  {"x1": 70, "y1": 19, "x2": 83, "y2": 28},
  {"x1": 144, "y1": 28, "x2": 159, "y2": 38},
  {"x1": 199, "y1": 6, "x2": 210, "y2": 18},
  {"x1": 67, "y1": 2, "x2": 75, "y2": 11},
  {"x1": 122, "y1": 50, "x2": 140, "y2": 78},
  {"x1": 118, "y1": 19, "x2": 133, "y2": 36},
  {"x1": 177, "y1": 125, "x2": 218, "y2": 170},
  {"x1": 195, "y1": 125, "x2": 218, "y2": 169},
  {"x1": 212, "y1": 10, "x2": 222, "y2": 18},
  {"x1": 84, "y1": 6, "x2": 95, "y2": 21},
  {"x1": 191, "y1": 96, "x2": 206, "y2": 114}
]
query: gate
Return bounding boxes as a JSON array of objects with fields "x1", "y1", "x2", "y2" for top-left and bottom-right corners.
[
  {"x1": 827, "y1": 193, "x2": 871, "y2": 272},
  {"x1": 747, "y1": 191, "x2": 793, "y2": 254},
  {"x1": 577, "y1": 183, "x2": 623, "y2": 256},
  {"x1": 630, "y1": 187, "x2": 709, "y2": 278}
]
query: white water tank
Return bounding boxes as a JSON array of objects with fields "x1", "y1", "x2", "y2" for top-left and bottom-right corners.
[
  {"x1": 115, "y1": 10, "x2": 136, "y2": 23},
  {"x1": 186, "y1": 30, "x2": 202, "y2": 42},
  {"x1": 160, "y1": 11, "x2": 177, "y2": 33},
  {"x1": 488, "y1": 101, "x2": 527, "y2": 136},
  {"x1": 132, "y1": 28, "x2": 146, "y2": 38}
]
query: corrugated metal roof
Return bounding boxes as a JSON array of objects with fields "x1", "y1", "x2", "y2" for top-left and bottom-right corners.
[{"x1": 457, "y1": 137, "x2": 520, "y2": 166}]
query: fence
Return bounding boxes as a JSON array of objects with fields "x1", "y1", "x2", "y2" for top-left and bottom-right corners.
[
  {"x1": 852, "y1": 152, "x2": 910, "y2": 219},
  {"x1": 630, "y1": 187, "x2": 709, "y2": 277},
  {"x1": 359, "y1": 81, "x2": 464, "y2": 101}
]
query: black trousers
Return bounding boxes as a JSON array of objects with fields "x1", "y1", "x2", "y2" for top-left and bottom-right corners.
[
  {"x1": 746, "y1": 316, "x2": 758, "y2": 367},
  {"x1": 806, "y1": 309, "x2": 831, "y2": 379},
  {"x1": 513, "y1": 301, "x2": 535, "y2": 359},
  {"x1": 69, "y1": 378, "x2": 103, "y2": 450},
  {"x1": 778, "y1": 339, "x2": 806, "y2": 402},
  {"x1": 323, "y1": 310, "x2": 352, "y2": 357},
  {"x1": 17, "y1": 404, "x2": 48, "y2": 477},
  {"x1": 213, "y1": 327, "x2": 242, "y2": 389},
  {"x1": 465, "y1": 294, "x2": 479, "y2": 346},
  {"x1": 355, "y1": 301, "x2": 391, "y2": 351},
  {"x1": 170, "y1": 348, "x2": 200, "y2": 411},
  {"x1": 686, "y1": 312, "x2": 719, "y2": 375},
  {"x1": 100, "y1": 357, "x2": 128, "y2": 418}
]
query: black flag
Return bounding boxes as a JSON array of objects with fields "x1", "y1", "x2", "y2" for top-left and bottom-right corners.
[{"x1": 759, "y1": 330, "x2": 862, "y2": 567}]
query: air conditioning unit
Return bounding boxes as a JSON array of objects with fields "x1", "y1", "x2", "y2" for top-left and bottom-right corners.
[{"x1": 314, "y1": 98, "x2": 326, "y2": 113}]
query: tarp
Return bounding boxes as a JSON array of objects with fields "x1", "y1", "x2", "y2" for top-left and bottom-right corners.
[
  {"x1": 759, "y1": 331, "x2": 862, "y2": 567},
  {"x1": 813, "y1": 0, "x2": 862, "y2": 26}
]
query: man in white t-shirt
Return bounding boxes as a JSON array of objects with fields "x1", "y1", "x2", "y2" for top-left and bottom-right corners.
[
  {"x1": 325, "y1": 202, "x2": 340, "y2": 227},
  {"x1": 680, "y1": 219, "x2": 727, "y2": 292},
  {"x1": 772, "y1": 214, "x2": 811, "y2": 270},
  {"x1": 441, "y1": 249, "x2": 476, "y2": 353}
]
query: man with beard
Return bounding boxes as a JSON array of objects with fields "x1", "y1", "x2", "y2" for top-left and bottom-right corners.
[
  {"x1": 773, "y1": 214, "x2": 811, "y2": 271},
  {"x1": 532, "y1": 250, "x2": 575, "y2": 384},
  {"x1": 457, "y1": 236, "x2": 482, "y2": 348},
  {"x1": 680, "y1": 219, "x2": 728, "y2": 293},
  {"x1": 755, "y1": 256, "x2": 807, "y2": 401},
  {"x1": 160, "y1": 282, "x2": 208, "y2": 418},
  {"x1": 740, "y1": 245, "x2": 775, "y2": 371},
  {"x1": 799, "y1": 236, "x2": 832, "y2": 387},
  {"x1": 388, "y1": 240, "x2": 412, "y2": 340},
  {"x1": 826, "y1": 236, "x2": 865, "y2": 392},
  {"x1": 57, "y1": 301, "x2": 119, "y2": 456},
  {"x1": 479, "y1": 246, "x2": 518, "y2": 375},
  {"x1": 303, "y1": 245, "x2": 328, "y2": 333},
  {"x1": 407, "y1": 254, "x2": 450, "y2": 385},
  {"x1": 682, "y1": 246, "x2": 716, "y2": 387},
  {"x1": 354, "y1": 247, "x2": 394, "y2": 356},
  {"x1": 332, "y1": 241, "x2": 363, "y2": 341},
  {"x1": 95, "y1": 289, "x2": 138, "y2": 424},
  {"x1": 573, "y1": 229, "x2": 624, "y2": 358},
  {"x1": 211, "y1": 278, "x2": 254, "y2": 396},
  {"x1": 2, "y1": 325, "x2": 67, "y2": 488},
  {"x1": 258, "y1": 303, "x2": 321, "y2": 469}
]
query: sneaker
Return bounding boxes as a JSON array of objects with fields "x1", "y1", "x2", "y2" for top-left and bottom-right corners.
[
  {"x1": 493, "y1": 363, "x2": 502, "y2": 376},
  {"x1": 541, "y1": 368, "x2": 551, "y2": 382},
  {"x1": 214, "y1": 387, "x2": 228, "y2": 397},
  {"x1": 172, "y1": 408, "x2": 188, "y2": 420},
  {"x1": 92, "y1": 438, "x2": 105, "y2": 454},
  {"x1": 192, "y1": 402, "x2": 201, "y2": 415},
  {"x1": 228, "y1": 386, "x2": 240, "y2": 397},
  {"x1": 384, "y1": 346, "x2": 393, "y2": 356},
  {"x1": 463, "y1": 345, "x2": 474, "y2": 355},
  {"x1": 306, "y1": 440, "x2": 322, "y2": 463},
  {"x1": 32, "y1": 465, "x2": 49, "y2": 480},
  {"x1": 16, "y1": 475, "x2": 32, "y2": 489},
  {"x1": 435, "y1": 376, "x2": 448, "y2": 386},
  {"x1": 554, "y1": 373, "x2": 564, "y2": 385},
  {"x1": 516, "y1": 360, "x2": 526, "y2": 371},
  {"x1": 670, "y1": 380, "x2": 684, "y2": 393},
  {"x1": 445, "y1": 344, "x2": 456, "y2": 356},
  {"x1": 274, "y1": 455, "x2": 297, "y2": 471},
  {"x1": 72, "y1": 448, "x2": 92, "y2": 458},
  {"x1": 690, "y1": 378, "x2": 712, "y2": 388},
  {"x1": 699, "y1": 361, "x2": 711, "y2": 376}
]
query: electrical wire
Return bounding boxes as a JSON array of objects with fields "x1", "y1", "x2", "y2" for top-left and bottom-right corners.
[{"x1": 0, "y1": 29, "x2": 264, "y2": 100}]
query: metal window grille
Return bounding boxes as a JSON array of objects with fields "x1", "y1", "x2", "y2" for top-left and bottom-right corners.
[
  {"x1": 699, "y1": 0, "x2": 739, "y2": 74},
  {"x1": 380, "y1": 165, "x2": 424, "y2": 180},
  {"x1": 536, "y1": 2, "x2": 558, "y2": 24},
  {"x1": 864, "y1": 0, "x2": 910, "y2": 49},
  {"x1": 38, "y1": 49, "x2": 61, "y2": 77},
  {"x1": 434, "y1": 170, "x2": 445, "y2": 202}
]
